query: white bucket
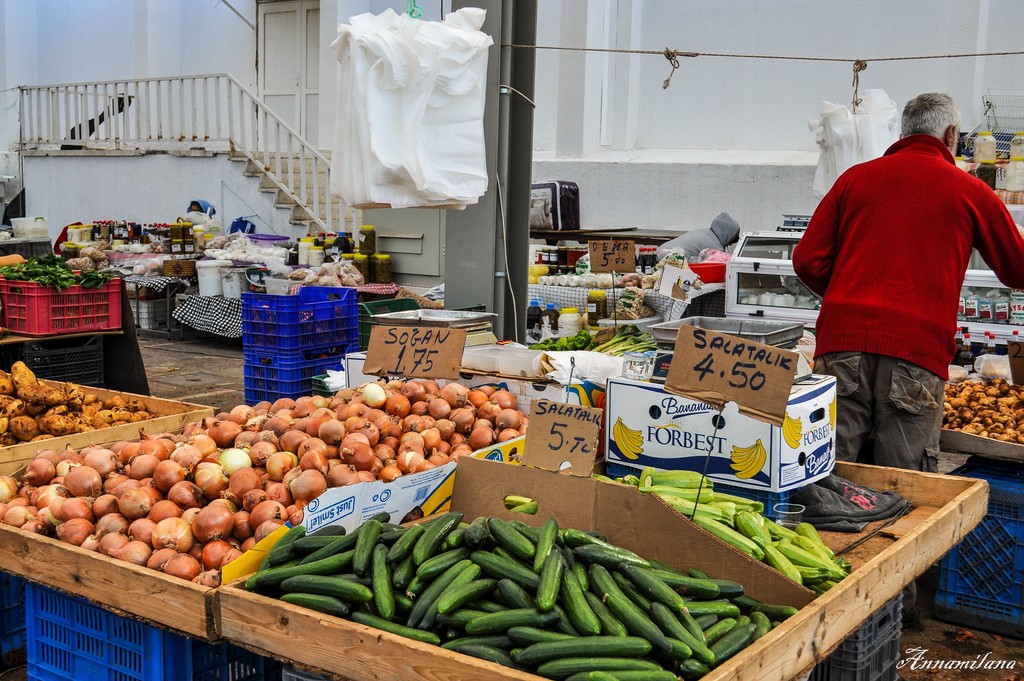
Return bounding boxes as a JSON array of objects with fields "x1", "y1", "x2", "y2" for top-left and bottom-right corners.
[
  {"x1": 196, "y1": 260, "x2": 232, "y2": 296},
  {"x1": 11, "y1": 217, "x2": 49, "y2": 239},
  {"x1": 220, "y1": 268, "x2": 246, "y2": 299}
]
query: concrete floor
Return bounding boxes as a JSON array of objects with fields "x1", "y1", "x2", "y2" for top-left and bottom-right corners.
[{"x1": 137, "y1": 332, "x2": 245, "y2": 413}]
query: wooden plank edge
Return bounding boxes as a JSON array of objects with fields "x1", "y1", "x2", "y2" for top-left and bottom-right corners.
[
  {"x1": 0, "y1": 523, "x2": 217, "y2": 640},
  {"x1": 702, "y1": 475, "x2": 989, "y2": 681}
]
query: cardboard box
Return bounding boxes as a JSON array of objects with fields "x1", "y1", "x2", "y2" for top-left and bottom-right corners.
[{"x1": 605, "y1": 375, "x2": 837, "y2": 492}]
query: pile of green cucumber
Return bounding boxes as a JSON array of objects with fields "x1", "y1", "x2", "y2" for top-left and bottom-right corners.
[
  {"x1": 596, "y1": 469, "x2": 851, "y2": 595},
  {"x1": 245, "y1": 512, "x2": 801, "y2": 679}
]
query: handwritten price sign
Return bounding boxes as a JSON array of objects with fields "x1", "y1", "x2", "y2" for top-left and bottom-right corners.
[
  {"x1": 363, "y1": 325, "x2": 467, "y2": 380},
  {"x1": 589, "y1": 239, "x2": 636, "y2": 274},
  {"x1": 523, "y1": 399, "x2": 603, "y2": 475},
  {"x1": 664, "y1": 324, "x2": 798, "y2": 426},
  {"x1": 1010, "y1": 341, "x2": 1024, "y2": 385}
]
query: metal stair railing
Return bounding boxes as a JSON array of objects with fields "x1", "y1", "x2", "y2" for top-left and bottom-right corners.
[{"x1": 19, "y1": 73, "x2": 339, "y2": 232}]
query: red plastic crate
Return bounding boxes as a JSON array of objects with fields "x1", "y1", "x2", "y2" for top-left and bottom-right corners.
[{"x1": 0, "y1": 277, "x2": 122, "y2": 336}]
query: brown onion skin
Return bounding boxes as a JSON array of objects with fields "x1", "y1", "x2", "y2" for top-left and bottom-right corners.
[
  {"x1": 99, "y1": 532, "x2": 130, "y2": 556},
  {"x1": 92, "y1": 494, "x2": 119, "y2": 518},
  {"x1": 60, "y1": 497, "x2": 95, "y2": 523},
  {"x1": 250, "y1": 500, "x2": 287, "y2": 528},
  {"x1": 127, "y1": 454, "x2": 160, "y2": 480},
  {"x1": 167, "y1": 481, "x2": 203, "y2": 510},
  {"x1": 255, "y1": 519, "x2": 285, "y2": 542},
  {"x1": 201, "y1": 540, "x2": 234, "y2": 570},
  {"x1": 288, "y1": 470, "x2": 327, "y2": 504},
  {"x1": 94, "y1": 513, "x2": 130, "y2": 537},
  {"x1": 24, "y1": 458, "x2": 56, "y2": 486},
  {"x1": 57, "y1": 517, "x2": 94, "y2": 546},
  {"x1": 147, "y1": 547, "x2": 178, "y2": 571},
  {"x1": 65, "y1": 466, "x2": 103, "y2": 497},
  {"x1": 151, "y1": 517, "x2": 195, "y2": 553},
  {"x1": 113, "y1": 540, "x2": 152, "y2": 566},
  {"x1": 241, "y1": 489, "x2": 268, "y2": 513},
  {"x1": 148, "y1": 500, "x2": 183, "y2": 523},
  {"x1": 118, "y1": 488, "x2": 155, "y2": 521},
  {"x1": 192, "y1": 504, "x2": 234, "y2": 543},
  {"x1": 128, "y1": 518, "x2": 157, "y2": 545},
  {"x1": 263, "y1": 482, "x2": 293, "y2": 507},
  {"x1": 227, "y1": 468, "x2": 263, "y2": 502},
  {"x1": 152, "y1": 460, "x2": 186, "y2": 493},
  {"x1": 163, "y1": 553, "x2": 202, "y2": 581},
  {"x1": 232, "y1": 511, "x2": 254, "y2": 541}
]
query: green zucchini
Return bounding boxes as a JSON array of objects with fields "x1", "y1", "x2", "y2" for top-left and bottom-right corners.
[
  {"x1": 573, "y1": 545, "x2": 651, "y2": 571},
  {"x1": 471, "y1": 551, "x2": 540, "y2": 590},
  {"x1": 279, "y1": 592, "x2": 350, "y2": 618},
  {"x1": 752, "y1": 603, "x2": 799, "y2": 621},
  {"x1": 536, "y1": 549, "x2": 565, "y2": 612},
  {"x1": 470, "y1": 600, "x2": 507, "y2": 614},
  {"x1": 441, "y1": 635, "x2": 514, "y2": 652},
  {"x1": 292, "y1": 534, "x2": 344, "y2": 554},
  {"x1": 535, "y1": 657, "x2": 664, "y2": 679},
  {"x1": 380, "y1": 528, "x2": 407, "y2": 545},
  {"x1": 506, "y1": 626, "x2": 574, "y2": 646},
  {"x1": 709, "y1": 622, "x2": 757, "y2": 663},
  {"x1": 687, "y1": 567, "x2": 711, "y2": 580},
  {"x1": 371, "y1": 544, "x2": 395, "y2": 621},
  {"x1": 650, "y1": 570, "x2": 721, "y2": 599},
  {"x1": 436, "y1": 609, "x2": 488, "y2": 628},
  {"x1": 511, "y1": 501, "x2": 539, "y2": 515},
  {"x1": 464, "y1": 517, "x2": 491, "y2": 549},
  {"x1": 497, "y1": 579, "x2": 538, "y2": 610},
  {"x1": 513, "y1": 637, "x2": 652, "y2": 667},
  {"x1": 611, "y1": 572, "x2": 652, "y2": 612},
  {"x1": 265, "y1": 524, "x2": 307, "y2": 566},
  {"x1": 507, "y1": 519, "x2": 540, "y2": 544},
  {"x1": 387, "y1": 523, "x2": 425, "y2": 564},
  {"x1": 405, "y1": 558, "x2": 473, "y2": 629},
  {"x1": 603, "y1": 592, "x2": 672, "y2": 653},
  {"x1": 681, "y1": 600, "x2": 741, "y2": 618},
  {"x1": 247, "y1": 551, "x2": 354, "y2": 590},
  {"x1": 278, "y1": 574, "x2": 373, "y2": 603},
  {"x1": 392, "y1": 554, "x2": 417, "y2": 590},
  {"x1": 437, "y1": 579, "x2": 499, "y2": 615},
  {"x1": 583, "y1": 591, "x2": 628, "y2": 637},
  {"x1": 297, "y1": 533, "x2": 359, "y2": 565},
  {"x1": 561, "y1": 570, "x2": 601, "y2": 636},
  {"x1": 352, "y1": 519, "x2": 383, "y2": 576},
  {"x1": 661, "y1": 636, "x2": 694, "y2": 662},
  {"x1": 457, "y1": 644, "x2": 523, "y2": 669},
  {"x1": 441, "y1": 526, "x2": 469, "y2": 552},
  {"x1": 708, "y1": 579, "x2": 744, "y2": 599},
  {"x1": 702, "y1": 617, "x2": 737, "y2": 645},
  {"x1": 730, "y1": 594, "x2": 761, "y2": 613},
  {"x1": 648, "y1": 603, "x2": 714, "y2": 665},
  {"x1": 464, "y1": 608, "x2": 561, "y2": 635},
  {"x1": 750, "y1": 610, "x2": 772, "y2": 639},
  {"x1": 416, "y1": 547, "x2": 473, "y2": 581},
  {"x1": 533, "y1": 518, "x2": 559, "y2": 573},
  {"x1": 489, "y1": 517, "x2": 536, "y2": 561},
  {"x1": 564, "y1": 673, "x2": 680, "y2": 681},
  {"x1": 621, "y1": 565, "x2": 685, "y2": 611},
  {"x1": 394, "y1": 592, "x2": 413, "y2": 615},
  {"x1": 420, "y1": 563, "x2": 482, "y2": 631},
  {"x1": 413, "y1": 512, "x2": 464, "y2": 565},
  {"x1": 504, "y1": 495, "x2": 536, "y2": 510},
  {"x1": 679, "y1": 658, "x2": 712, "y2": 679},
  {"x1": 350, "y1": 611, "x2": 441, "y2": 645},
  {"x1": 694, "y1": 614, "x2": 718, "y2": 630}
]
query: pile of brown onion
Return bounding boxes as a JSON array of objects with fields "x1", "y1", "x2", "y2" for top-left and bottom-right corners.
[{"x1": 0, "y1": 379, "x2": 527, "y2": 584}]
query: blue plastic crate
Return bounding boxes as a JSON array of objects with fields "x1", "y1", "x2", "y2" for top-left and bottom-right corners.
[
  {"x1": 935, "y1": 457, "x2": 1024, "y2": 637},
  {"x1": 243, "y1": 346, "x2": 352, "y2": 404},
  {"x1": 25, "y1": 582, "x2": 277, "y2": 680},
  {"x1": 242, "y1": 286, "x2": 357, "y2": 353},
  {"x1": 1, "y1": 572, "x2": 25, "y2": 668},
  {"x1": 603, "y1": 461, "x2": 793, "y2": 519}
]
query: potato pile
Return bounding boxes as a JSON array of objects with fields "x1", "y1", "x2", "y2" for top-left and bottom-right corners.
[
  {"x1": 943, "y1": 379, "x2": 1024, "y2": 443},
  {"x1": 0, "y1": 362, "x2": 152, "y2": 445}
]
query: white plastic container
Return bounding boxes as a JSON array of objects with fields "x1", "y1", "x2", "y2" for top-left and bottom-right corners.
[
  {"x1": 496, "y1": 347, "x2": 544, "y2": 377},
  {"x1": 11, "y1": 217, "x2": 48, "y2": 238},
  {"x1": 196, "y1": 259, "x2": 232, "y2": 296},
  {"x1": 461, "y1": 345, "x2": 503, "y2": 373},
  {"x1": 265, "y1": 277, "x2": 297, "y2": 295},
  {"x1": 220, "y1": 268, "x2": 246, "y2": 299},
  {"x1": 974, "y1": 132, "x2": 997, "y2": 163},
  {"x1": 558, "y1": 307, "x2": 583, "y2": 337}
]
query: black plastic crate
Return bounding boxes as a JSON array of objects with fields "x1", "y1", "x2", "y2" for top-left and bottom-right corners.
[
  {"x1": 808, "y1": 595, "x2": 902, "y2": 681},
  {"x1": 20, "y1": 335, "x2": 104, "y2": 387}
]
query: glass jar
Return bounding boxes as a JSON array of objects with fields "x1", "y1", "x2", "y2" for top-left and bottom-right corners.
[
  {"x1": 298, "y1": 240, "x2": 312, "y2": 266},
  {"x1": 974, "y1": 132, "x2": 997, "y2": 164},
  {"x1": 308, "y1": 246, "x2": 325, "y2": 268},
  {"x1": 1005, "y1": 159, "x2": 1024, "y2": 192},
  {"x1": 358, "y1": 225, "x2": 377, "y2": 256},
  {"x1": 353, "y1": 254, "x2": 370, "y2": 282},
  {"x1": 373, "y1": 254, "x2": 392, "y2": 283},
  {"x1": 1011, "y1": 132, "x2": 1024, "y2": 161},
  {"x1": 587, "y1": 290, "x2": 607, "y2": 329}
]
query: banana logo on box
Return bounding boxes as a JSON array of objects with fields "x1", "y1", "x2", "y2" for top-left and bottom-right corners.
[
  {"x1": 829, "y1": 397, "x2": 837, "y2": 429},
  {"x1": 611, "y1": 417, "x2": 644, "y2": 460},
  {"x1": 782, "y1": 413, "x2": 802, "y2": 449},
  {"x1": 729, "y1": 439, "x2": 766, "y2": 479}
]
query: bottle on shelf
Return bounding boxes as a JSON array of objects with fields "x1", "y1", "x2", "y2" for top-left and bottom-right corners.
[
  {"x1": 1006, "y1": 132, "x2": 1024, "y2": 192},
  {"x1": 542, "y1": 303, "x2": 560, "y2": 337},
  {"x1": 957, "y1": 332, "x2": 974, "y2": 367},
  {"x1": 974, "y1": 132, "x2": 998, "y2": 189},
  {"x1": 526, "y1": 299, "x2": 543, "y2": 341},
  {"x1": 1012, "y1": 132, "x2": 1024, "y2": 161},
  {"x1": 982, "y1": 332, "x2": 997, "y2": 356},
  {"x1": 558, "y1": 307, "x2": 583, "y2": 337}
]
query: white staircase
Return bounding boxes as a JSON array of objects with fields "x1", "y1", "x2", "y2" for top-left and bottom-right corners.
[{"x1": 18, "y1": 74, "x2": 349, "y2": 233}]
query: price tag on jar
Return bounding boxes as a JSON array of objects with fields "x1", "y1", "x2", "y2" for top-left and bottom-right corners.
[
  {"x1": 363, "y1": 325, "x2": 467, "y2": 380},
  {"x1": 589, "y1": 239, "x2": 636, "y2": 274},
  {"x1": 1009, "y1": 341, "x2": 1024, "y2": 385},
  {"x1": 523, "y1": 399, "x2": 602, "y2": 476},
  {"x1": 664, "y1": 324, "x2": 798, "y2": 426}
]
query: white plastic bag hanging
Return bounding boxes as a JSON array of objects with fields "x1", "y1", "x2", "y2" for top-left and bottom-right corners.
[
  {"x1": 809, "y1": 89, "x2": 899, "y2": 200},
  {"x1": 330, "y1": 8, "x2": 493, "y2": 209}
]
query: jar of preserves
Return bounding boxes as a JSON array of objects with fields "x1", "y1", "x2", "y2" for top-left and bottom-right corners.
[
  {"x1": 373, "y1": 254, "x2": 392, "y2": 283},
  {"x1": 974, "y1": 131, "x2": 997, "y2": 163},
  {"x1": 353, "y1": 254, "x2": 370, "y2": 282},
  {"x1": 358, "y1": 225, "x2": 377, "y2": 256},
  {"x1": 587, "y1": 290, "x2": 607, "y2": 329}
]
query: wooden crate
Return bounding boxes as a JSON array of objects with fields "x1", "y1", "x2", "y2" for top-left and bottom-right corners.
[
  {"x1": 213, "y1": 461, "x2": 987, "y2": 681},
  {"x1": 0, "y1": 524, "x2": 217, "y2": 640},
  {"x1": 941, "y1": 428, "x2": 1024, "y2": 464},
  {"x1": 0, "y1": 382, "x2": 213, "y2": 476}
]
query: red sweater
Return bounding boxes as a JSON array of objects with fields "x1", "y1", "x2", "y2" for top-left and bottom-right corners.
[{"x1": 793, "y1": 134, "x2": 1024, "y2": 379}]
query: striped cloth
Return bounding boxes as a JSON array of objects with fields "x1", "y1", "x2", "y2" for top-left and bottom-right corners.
[
  {"x1": 527, "y1": 283, "x2": 725, "y2": 321},
  {"x1": 173, "y1": 295, "x2": 243, "y2": 338}
]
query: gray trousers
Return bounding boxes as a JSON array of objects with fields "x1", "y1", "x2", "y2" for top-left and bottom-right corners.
[{"x1": 813, "y1": 351, "x2": 945, "y2": 618}]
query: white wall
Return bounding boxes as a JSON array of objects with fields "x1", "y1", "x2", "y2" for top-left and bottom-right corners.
[
  {"x1": 22, "y1": 153, "x2": 301, "y2": 240},
  {"x1": 530, "y1": 0, "x2": 1024, "y2": 230}
]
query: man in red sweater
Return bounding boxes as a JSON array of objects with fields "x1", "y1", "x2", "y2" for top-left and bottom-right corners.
[
  {"x1": 795, "y1": 92, "x2": 1024, "y2": 475},
  {"x1": 795, "y1": 93, "x2": 1024, "y2": 626}
]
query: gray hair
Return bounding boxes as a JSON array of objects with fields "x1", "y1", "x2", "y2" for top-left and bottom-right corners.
[{"x1": 901, "y1": 93, "x2": 961, "y2": 139}]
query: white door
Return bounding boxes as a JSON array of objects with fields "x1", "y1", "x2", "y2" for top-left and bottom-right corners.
[{"x1": 258, "y1": 1, "x2": 320, "y2": 145}]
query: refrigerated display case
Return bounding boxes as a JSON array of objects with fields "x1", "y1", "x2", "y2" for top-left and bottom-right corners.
[
  {"x1": 959, "y1": 270, "x2": 1024, "y2": 345},
  {"x1": 725, "y1": 232, "x2": 821, "y2": 326}
]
